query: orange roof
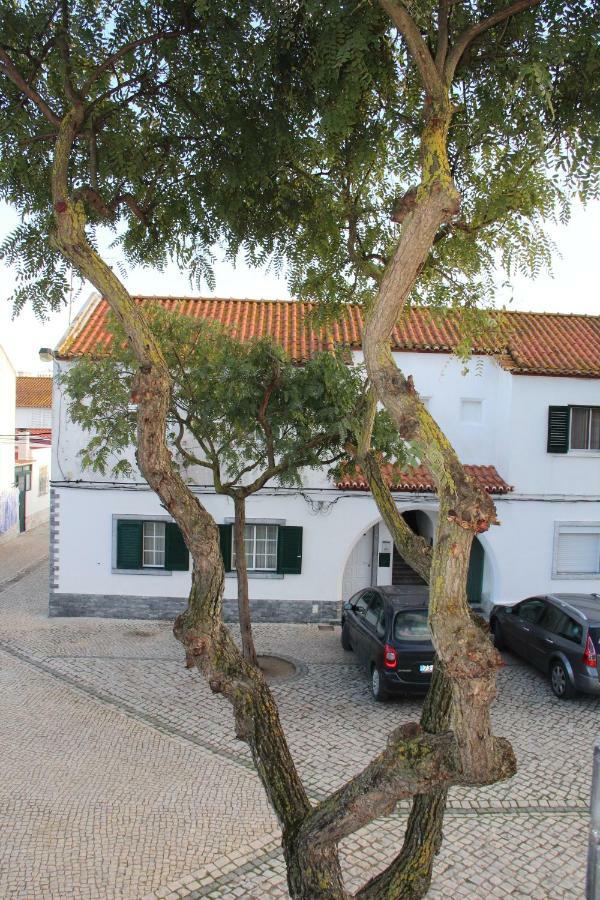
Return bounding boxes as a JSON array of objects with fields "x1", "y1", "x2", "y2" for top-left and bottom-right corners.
[
  {"x1": 56, "y1": 295, "x2": 600, "y2": 378},
  {"x1": 16, "y1": 375, "x2": 53, "y2": 408},
  {"x1": 337, "y1": 463, "x2": 512, "y2": 495}
]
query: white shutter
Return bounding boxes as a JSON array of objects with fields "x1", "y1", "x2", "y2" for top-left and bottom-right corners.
[{"x1": 556, "y1": 528, "x2": 600, "y2": 574}]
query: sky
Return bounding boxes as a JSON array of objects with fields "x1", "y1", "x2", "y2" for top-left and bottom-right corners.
[{"x1": 0, "y1": 198, "x2": 598, "y2": 374}]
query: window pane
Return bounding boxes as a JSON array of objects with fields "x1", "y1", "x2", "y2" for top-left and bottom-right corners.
[
  {"x1": 143, "y1": 521, "x2": 166, "y2": 567},
  {"x1": 570, "y1": 407, "x2": 590, "y2": 449},
  {"x1": 233, "y1": 524, "x2": 278, "y2": 570},
  {"x1": 393, "y1": 610, "x2": 430, "y2": 641}
]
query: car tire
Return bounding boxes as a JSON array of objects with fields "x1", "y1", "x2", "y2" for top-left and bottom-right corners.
[
  {"x1": 341, "y1": 624, "x2": 353, "y2": 652},
  {"x1": 549, "y1": 660, "x2": 577, "y2": 700},
  {"x1": 491, "y1": 618, "x2": 505, "y2": 650},
  {"x1": 371, "y1": 665, "x2": 388, "y2": 702}
]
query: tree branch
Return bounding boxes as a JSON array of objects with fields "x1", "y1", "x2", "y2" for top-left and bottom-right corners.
[
  {"x1": 435, "y1": 0, "x2": 450, "y2": 73},
  {"x1": 378, "y1": 0, "x2": 445, "y2": 99},
  {"x1": 81, "y1": 30, "x2": 188, "y2": 94},
  {"x1": 0, "y1": 48, "x2": 61, "y2": 126},
  {"x1": 444, "y1": 0, "x2": 543, "y2": 83}
]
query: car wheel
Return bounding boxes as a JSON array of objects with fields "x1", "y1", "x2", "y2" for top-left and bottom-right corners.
[
  {"x1": 341, "y1": 623, "x2": 353, "y2": 652},
  {"x1": 491, "y1": 618, "x2": 505, "y2": 650},
  {"x1": 550, "y1": 660, "x2": 577, "y2": 700},
  {"x1": 371, "y1": 665, "x2": 388, "y2": 702}
]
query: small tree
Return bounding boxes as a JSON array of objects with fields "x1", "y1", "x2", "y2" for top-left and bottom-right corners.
[{"x1": 63, "y1": 308, "x2": 405, "y2": 666}]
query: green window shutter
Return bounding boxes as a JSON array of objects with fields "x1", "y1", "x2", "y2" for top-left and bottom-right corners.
[
  {"x1": 547, "y1": 406, "x2": 570, "y2": 453},
  {"x1": 165, "y1": 522, "x2": 189, "y2": 571},
  {"x1": 219, "y1": 524, "x2": 233, "y2": 572},
  {"x1": 277, "y1": 526, "x2": 303, "y2": 575},
  {"x1": 116, "y1": 520, "x2": 143, "y2": 569}
]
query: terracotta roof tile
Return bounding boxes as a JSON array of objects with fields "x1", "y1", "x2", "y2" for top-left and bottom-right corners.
[
  {"x1": 337, "y1": 463, "x2": 512, "y2": 495},
  {"x1": 16, "y1": 375, "x2": 53, "y2": 408},
  {"x1": 56, "y1": 295, "x2": 600, "y2": 378}
]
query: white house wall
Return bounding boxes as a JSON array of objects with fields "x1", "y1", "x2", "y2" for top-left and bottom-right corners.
[{"x1": 50, "y1": 348, "x2": 600, "y2": 621}]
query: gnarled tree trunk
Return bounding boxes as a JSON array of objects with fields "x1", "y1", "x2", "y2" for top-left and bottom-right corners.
[{"x1": 50, "y1": 100, "x2": 515, "y2": 900}]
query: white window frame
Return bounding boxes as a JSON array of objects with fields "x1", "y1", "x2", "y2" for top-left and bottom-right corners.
[
  {"x1": 142, "y1": 520, "x2": 166, "y2": 568},
  {"x1": 552, "y1": 521, "x2": 600, "y2": 579},
  {"x1": 233, "y1": 522, "x2": 279, "y2": 572},
  {"x1": 569, "y1": 406, "x2": 600, "y2": 454}
]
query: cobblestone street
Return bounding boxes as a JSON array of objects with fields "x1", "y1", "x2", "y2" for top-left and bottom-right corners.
[{"x1": 0, "y1": 538, "x2": 597, "y2": 898}]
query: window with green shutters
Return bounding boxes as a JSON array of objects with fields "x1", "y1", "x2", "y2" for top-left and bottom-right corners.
[
  {"x1": 115, "y1": 519, "x2": 189, "y2": 571},
  {"x1": 548, "y1": 406, "x2": 600, "y2": 454},
  {"x1": 218, "y1": 523, "x2": 303, "y2": 575}
]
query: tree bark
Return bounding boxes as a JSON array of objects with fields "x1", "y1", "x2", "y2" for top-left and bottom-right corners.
[{"x1": 233, "y1": 493, "x2": 259, "y2": 666}]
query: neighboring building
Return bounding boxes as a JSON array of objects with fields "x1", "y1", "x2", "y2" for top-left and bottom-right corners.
[
  {"x1": 49, "y1": 293, "x2": 600, "y2": 621},
  {"x1": 0, "y1": 345, "x2": 18, "y2": 542},
  {"x1": 16, "y1": 375, "x2": 52, "y2": 428}
]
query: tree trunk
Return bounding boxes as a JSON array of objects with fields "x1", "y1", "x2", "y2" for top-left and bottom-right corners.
[
  {"x1": 233, "y1": 494, "x2": 259, "y2": 666},
  {"x1": 50, "y1": 104, "x2": 514, "y2": 900}
]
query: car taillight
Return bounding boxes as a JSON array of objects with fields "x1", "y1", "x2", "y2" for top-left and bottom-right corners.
[
  {"x1": 583, "y1": 634, "x2": 597, "y2": 668},
  {"x1": 383, "y1": 643, "x2": 398, "y2": 669}
]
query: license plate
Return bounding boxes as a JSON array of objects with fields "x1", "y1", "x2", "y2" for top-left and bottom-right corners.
[{"x1": 419, "y1": 664, "x2": 433, "y2": 674}]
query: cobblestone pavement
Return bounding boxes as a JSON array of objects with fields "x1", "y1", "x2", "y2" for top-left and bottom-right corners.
[
  {"x1": 0, "y1": 561, "x2": 598, "y2": 899},
  {"x1": 0, "y1": 520, "x2": 49, "y2": 589}
]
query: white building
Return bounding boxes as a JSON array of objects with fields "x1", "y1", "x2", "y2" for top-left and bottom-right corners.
[
  {"x1": 49, "y1": 294, "x2": 600, "y2": 620},
  {"x1": 16, "y1": 375, "x2": 53, "y2": 428},
  {"x1": 0, "y1": 345, "x2": 18, "y2": 542}
]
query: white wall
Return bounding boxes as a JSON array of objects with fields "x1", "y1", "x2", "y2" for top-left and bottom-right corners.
[
  {"x1": 506, "y1": 374, "x2": 600, "y2": 495},
  {"x1": 52, "y1": 485, "x2": 599, "y2": 612},
  {"x1": 26, "y1": 446, "x2": 51, "y2": 528},
  {"x1": 0, "y1": 346, "x2": 16, "y2": 491},
  {"x1": 16, "y1": 407, "x2": 52, "y2": 428}
]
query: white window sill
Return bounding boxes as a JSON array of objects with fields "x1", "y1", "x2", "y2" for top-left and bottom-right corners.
[
  {"x1": 225, "y1": 572, "x2": 284, "y2": 580},
  {"x1": 551, "y1": 571, "x2": 600, "y2": 580},
  {"x1": 567, "y1": 451, "x2": 600, "y2": 458},
  {"x1": 112, "y1": 568, "x2": 173, "y2": 576}
]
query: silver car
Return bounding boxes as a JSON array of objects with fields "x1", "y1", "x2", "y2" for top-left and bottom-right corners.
[{"x1": 490, "y1": 593, "x2": 600, "y2": 699}]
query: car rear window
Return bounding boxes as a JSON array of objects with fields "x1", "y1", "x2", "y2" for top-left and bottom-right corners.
[
  {"x1": 590, "y1": 627, "x2": 600, "y2": 650},
  {"x1": 393, "y1": 610, "x2": 430, "y2": 641}
]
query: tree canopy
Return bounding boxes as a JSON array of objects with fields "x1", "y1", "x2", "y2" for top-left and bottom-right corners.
[{"x1": 2, "y1": 1, "x2": 597, "y2": 323}]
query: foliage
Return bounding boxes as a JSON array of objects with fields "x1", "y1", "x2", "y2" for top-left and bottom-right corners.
[
  {"x1": 61, "y1": 307, "x2": 411, "y2": 485},
  {"x1": 2, "y1": 1, "x2": 597, "y2": 326}
]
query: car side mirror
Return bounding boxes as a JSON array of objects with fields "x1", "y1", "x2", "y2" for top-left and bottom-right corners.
[{"x1": 343, "y1": 600, "x2": 354, "y2": 612}]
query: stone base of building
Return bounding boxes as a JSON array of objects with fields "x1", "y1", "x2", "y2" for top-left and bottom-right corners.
[{"x1": 49, "y1": 592, "x2": 339, "y2": 624}]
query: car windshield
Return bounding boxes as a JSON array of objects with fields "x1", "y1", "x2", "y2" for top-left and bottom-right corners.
[{"x1": 393, "y1": 610, "x2": 430, "y2": 642}]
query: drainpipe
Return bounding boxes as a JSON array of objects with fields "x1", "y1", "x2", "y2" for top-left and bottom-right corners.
[{"x1": 587, "y1": 735, "x2": 600, "y2": 899}]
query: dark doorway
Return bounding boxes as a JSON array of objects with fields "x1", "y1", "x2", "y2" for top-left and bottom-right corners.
[
  {"x1": 391, "y1": 512, "x2": 427, "y2": 586},
  {"x1": 466, "y1": 538, "x2": 484, "y2": 606}
]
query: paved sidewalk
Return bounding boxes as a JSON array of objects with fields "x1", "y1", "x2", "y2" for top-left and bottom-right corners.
[
  {"x1": 0, "y1": 558, "x2": 598, "y2": 899},
  {"x1": 0, "y1": 521, "x2": 49, "y2": 589}
]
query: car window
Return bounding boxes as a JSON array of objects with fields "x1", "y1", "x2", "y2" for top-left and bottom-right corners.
[
  {"x1": 354, "y1": 591, "x2": 371, "y2": 615},
  {"x1": 557, "y1": 615, "x2": 583, "y2": 645},
  {"x1": 517, "y1": 598, "x2": 546, "y2": 624},
  {"x1": 393, "y1": 610, "x2": 430, "y2": 641},
  {"x1": 539, "y1": 604, "x2": 567, "y2": 635},
  {"x1": 364, "y1": 594, "x2": 385, "y2": 636}
]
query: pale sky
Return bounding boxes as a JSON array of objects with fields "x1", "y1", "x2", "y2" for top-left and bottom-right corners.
[{"x1": 0, "y1": 198, "x2": 598, "y2": 374}]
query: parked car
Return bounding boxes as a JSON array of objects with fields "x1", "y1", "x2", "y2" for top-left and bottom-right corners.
[
  {"x1": 341, "y1": 586, "x2": 434, "y2": 700},
  {"x1": 489, "y1": 593, "x2": 600, "y2": 699}
]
